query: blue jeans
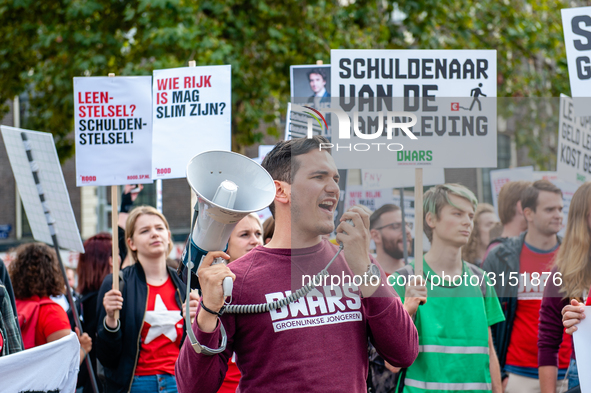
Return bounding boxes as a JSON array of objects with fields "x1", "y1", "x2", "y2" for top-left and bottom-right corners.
[
  {"x1": 568, "y1": 358, "x2": 579, "y2": 390},
  {"x1": 130, "y1": 374, "x2": 178, "y2": 393}
]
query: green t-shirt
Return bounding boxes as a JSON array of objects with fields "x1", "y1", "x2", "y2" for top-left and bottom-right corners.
[{"x1": 391, "y1": 259, "x2": 505, "y2": 392}]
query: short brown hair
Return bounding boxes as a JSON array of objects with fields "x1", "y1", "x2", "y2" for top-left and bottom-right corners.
[
  {"x1": 370, "y1": 204, "x2": 400, "y2": 230},
  {"x1": 125, "y1": 206, "x2": 173, "y2": 262},
  {"x1": 261, "y1": 136, "x2": 330, "y2": 216},
  {"x1": 497, "y1": 181, "x2": 531, "y2": 225},
  {"x1": 8, "y1": 243, "x2": 65, "y2": 299},
  {"x1": 521, "y1": 180, "x2": 563, "y2": 213}
]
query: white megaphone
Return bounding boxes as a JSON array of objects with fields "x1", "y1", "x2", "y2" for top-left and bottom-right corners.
[{"x1": 180, "y1": 150, "x2": 275, "y2": 296}]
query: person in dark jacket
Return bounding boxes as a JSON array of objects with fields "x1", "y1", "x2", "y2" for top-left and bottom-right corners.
[
  {"x1": 0, "y1": 258, "x2": 23, "y2": 356},
  {"x1": 483, "y1": 180, "x2": 566, "y2": 392},
  {"x1": 97, "y1": 206, "x2": 195, "y2": 393}
]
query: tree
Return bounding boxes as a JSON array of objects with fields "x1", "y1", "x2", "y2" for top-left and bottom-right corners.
[{"x1": 0, "y1": 0, "x2": 391, "y2": 160}]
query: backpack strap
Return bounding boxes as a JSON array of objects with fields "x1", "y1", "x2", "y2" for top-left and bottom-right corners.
[{"x1": 16, "y1": 297, "x2": 57, "y2": 349}]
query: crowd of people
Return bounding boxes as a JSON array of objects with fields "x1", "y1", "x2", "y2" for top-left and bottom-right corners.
[{"x1": 0, "y1": 136, "x2": 590, "y2": 393}]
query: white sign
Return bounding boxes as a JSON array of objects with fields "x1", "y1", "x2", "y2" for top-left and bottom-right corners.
[
  {"x1": 330, "y1": 49, "x2": 497, "y2": 169},
  {"x1": 361, "y1": 168, "x2": 444, "y2": 189},
  {"x1": 252, "y1": 145, "x2": 275, "y2": 165},
  {"x1": 533, "y1": 171, "x2": 559, "y2": 181},
  {"x1": 74, "y1": 76, "x2": 153, "y2": 186},
  {"x1": 152, "y1": 65, "x2": 231, "y2": 179},
  {"x1": 489, "y1": 166, "x2": 534, "y2": 215},
  {"x1": 256, "y1": 208, "x2": 273, "y2": 225},
  {"x1": 561, "y1": 7, "x2": 591, "y2": 116},
  {"x1": 258, "y1": 145, "x2": 274, "y2": 162},
  {"x1": 285, "y1": 102, "x2": 325, "y2": 140},
  {"x1": 573, "y1": 306, "x2": 591, "y2": 393},
  {"x1": 344, "y1": 185, "x2": 431, "y2": 252},
  {"x1": 556, "y1": 95, "x2": 591, "y2": 184},
  {"x1": 344, "y1": 185, "x2": 414, "y2": 228},
  {"x1": 0, "y1": 332, "x2": 79, "y2": 393},
  {"x1": 1, "y1": 126, "x2": 84, "y2": 253}
]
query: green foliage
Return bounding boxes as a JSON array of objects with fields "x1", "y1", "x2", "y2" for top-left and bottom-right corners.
[
  {"x1": 395, "y1": 0, "x2": 588, "y2": 169},
  {"x1": 0, "y1": 0, "x2": 587, "y2": 165}
]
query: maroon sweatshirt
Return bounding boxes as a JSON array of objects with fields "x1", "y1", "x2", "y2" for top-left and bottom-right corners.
[
  {"x1": 175, "y1": 240, "x2": 418, "y2": 392},
  {"x1": 538, "y1": 266, "x2": 573, "y2": 368}
]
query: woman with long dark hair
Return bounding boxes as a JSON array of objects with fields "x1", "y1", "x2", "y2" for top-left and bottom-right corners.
[{"x1": 77, "y1": 233, "x2": 113, "y2": 392}]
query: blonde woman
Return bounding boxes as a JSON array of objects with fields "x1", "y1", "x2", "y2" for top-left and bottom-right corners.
[
  {"x1": 539, "y1": 182, "x2": 591, "y2": 392},
  {"x1": 96, "y1": 206, "x2": 194, "y2": 393},
  {"x1": 462, "y1": 203, "x2": 497, "y2": 266}
]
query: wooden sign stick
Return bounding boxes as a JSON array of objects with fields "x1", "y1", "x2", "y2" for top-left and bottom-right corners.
[
  {"x1": 108, "y1": 72, "x2": 121, "y2": 321},
  {"x1": 414, "y1": 168, "x2": 424, "y2": 277},
  {"x1": 188, "y1": 61, "x2": 198, "y2": 222}
]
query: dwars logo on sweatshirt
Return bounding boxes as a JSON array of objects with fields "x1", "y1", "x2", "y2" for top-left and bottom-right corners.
[{"x1": 265, "y1": 283, "x2": 362, "y2": 332}]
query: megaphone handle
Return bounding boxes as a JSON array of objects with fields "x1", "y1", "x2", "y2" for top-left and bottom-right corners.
[
  {"x1": 222, "y1": 277, "x2": 233, "y2": 298},
  {"x1": 211, "y1": 257, "x2": 233, "y2": 298},
  {"x1": 339, "y1": 219, "x2": 354, "y2": 246}
]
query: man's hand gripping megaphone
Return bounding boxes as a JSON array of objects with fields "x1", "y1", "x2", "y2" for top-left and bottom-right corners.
[
  {"x1": 336, "y1": 205, "x2": 383, "y2": 299},
  {"x1": 335, "y1": 206, "x2": 372, "y2": 278},
  {"x1": 196, "y1": 251, "x2": 236, "y2": 333}
]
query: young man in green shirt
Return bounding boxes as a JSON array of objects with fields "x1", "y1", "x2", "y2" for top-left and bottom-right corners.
[{"x1": 391, "y1": 184, "x2": 504, "y2": 393}]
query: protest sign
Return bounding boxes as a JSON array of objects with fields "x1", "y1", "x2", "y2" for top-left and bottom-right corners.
[
  {"x1": 256, "y1": 208, "x2": 273, "y2": 225},
  {"x1": 489, "y1": 166, "x2": 534, "y2": 215},
  {"x1": 556, "y1": 95, "x2": 591, "y2": 184},
  {"x1": 329, "y1": 49, "x2": 497, "y2": 169},
  {"x1": 74, "y1": 76, "x2": 152, "y2": 186},
  {"x1": 2, "y1": 126, "x2": 84, "y2": 253},
  {"x1": 285, "y1": 102, "x2": 326, "y2": 140},
  {"x1": 561, "y1": 7, "x2": 591, "y2": 116},
  {"x1": 252, "y1": 145, "x2": 275, "y2": 165},
  {"x1": 152, "y1": 65, "x2": 231, "y2": 179},
  {"x1": 0, "y1": 332, "x2": 79, "y2": 393},
  {"x1": 344, "y1": 185, "x2": 415, "y2": 228},
  {"x1": 361, "y1": 168, "x2": 444, "y2": 189},
  {"x1": 290, "y1": 64, "x2": 331, "y2": 106},
  {"x1": 533, "y1": 171, "x2": 559, "y2": 181},
  {"x1": 573, "y1": 306, "x2": 591, "y2": 393},
  {"x1": 344, "y1": 185, "x2": 431, "y2": 252}
]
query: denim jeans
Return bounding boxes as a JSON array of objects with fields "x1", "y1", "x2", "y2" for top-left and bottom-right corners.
[
  {"x1": 568, "y1": 358, "x2": 579, "y2": 391},
  {"x1": 130, "y1": 374, "x2": 178, "y2": 393}
]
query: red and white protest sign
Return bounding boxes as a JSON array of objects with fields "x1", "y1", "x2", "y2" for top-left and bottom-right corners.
[
  {"x1": 152, "y1": 65, "x2": 231, "y2": 179},
  {"x1": 74, "y1": 76, "x2": 153, "y2": 186}
]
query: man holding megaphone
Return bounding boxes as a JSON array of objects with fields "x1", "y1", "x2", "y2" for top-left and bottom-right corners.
[{"x1": 176, "y1": 136, "x2": 418, "y2": 392}]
